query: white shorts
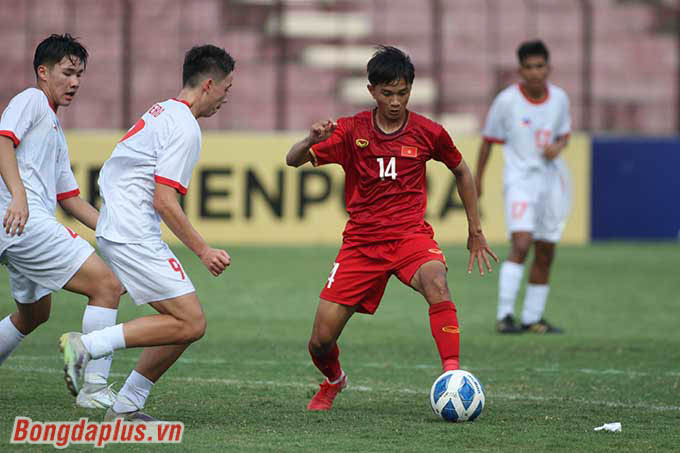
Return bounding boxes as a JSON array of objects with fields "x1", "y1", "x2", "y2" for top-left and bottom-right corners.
[
  {"x1": 96, "y1": 237, "x2": 195, "y2": 305},
  {"x1": 0, "y1": 216, "x2": 94, "y2": 304},
  {"x1": 504, "y1": 164, "x2": 571, "y2": 243}
]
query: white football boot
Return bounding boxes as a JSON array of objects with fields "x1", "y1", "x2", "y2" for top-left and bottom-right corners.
[
  {"x1": 59, "y1": 332, "x2": 91, "y2": 396},
  {"x1": 76, "y1": 383, "x2": 118, "y2": 409}
]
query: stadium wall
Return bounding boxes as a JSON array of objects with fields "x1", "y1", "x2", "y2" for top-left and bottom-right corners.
[
  {"x1": 59, "y1": 132, "x2": 591, "y2": 245},
  {"x1": 591, "y1": 137, "x2": 680, "y2": 240}
]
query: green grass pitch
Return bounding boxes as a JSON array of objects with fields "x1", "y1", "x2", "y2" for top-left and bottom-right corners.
[{"x1": 1, "y1": 242, "x2": 679, "y2": 452}]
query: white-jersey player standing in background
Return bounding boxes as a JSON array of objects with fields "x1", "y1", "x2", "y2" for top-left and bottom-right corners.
[
  {"x1": 0, "y1": 34, "x2": 122, "y2": 407},
  {"x1": 475, "y1": 40, "x2": 572, "y2": 334},
  {"x1": 60, "y1": 44, "x2": 234, "y2": 421}
]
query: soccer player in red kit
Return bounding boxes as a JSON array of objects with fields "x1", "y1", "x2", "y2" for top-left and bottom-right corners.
[{"x1": 286, "y1": 46, "x2": 498, "y2": 411}]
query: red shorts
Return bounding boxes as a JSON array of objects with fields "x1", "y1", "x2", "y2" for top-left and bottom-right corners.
[{"x1": 319, "y1": 236, "x2": 447, "y2": 315}]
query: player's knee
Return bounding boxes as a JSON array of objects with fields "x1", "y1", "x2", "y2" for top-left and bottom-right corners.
[
  {"x1": 308, "y1": 336, "x2": 333, "y2": 356},
  {"x1": 106, "y1": 275, "x2": 124, "y2": 301},
  {"x1": 184, "y1": 314, "x2": 207, "y2": 343},
  {"x1": 432, "y1": 274, "x2": 449, "y2": 295},
  {"x1": 510, "y1": 243, "x2": 531, "y2": 262},
  {"x1": 534, "y1": 249, "x2": 554, "y2": 268},
  {"x1": 423, "y1": 274, "x2": 449, "y2": 300},
  {"x1": 94, "y1": 272, "x2": 123, "y2": 308}
]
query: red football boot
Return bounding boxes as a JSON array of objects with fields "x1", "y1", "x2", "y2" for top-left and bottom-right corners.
[{"x1": 306, "y1": 374, "x2": 347, "y2": 411}]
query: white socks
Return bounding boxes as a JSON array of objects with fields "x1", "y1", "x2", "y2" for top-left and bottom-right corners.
[
  {"x1": 0, "y1": 316, "x2": 25, "y2": 365},
  {"x1": 521, "y1": 284, "x2": 550, "y2": 325},
  {"x1": 81, "y1": 324, "x2": 126, "y2": 360},
  {"x1": 497, "y1": 261, "x2": 524, "y2": 320},
  {"x1": 113, "y1": 370, "x2": 154, "y2": 413},
  {"x1": 82, "y1": 306, "x2": 117, "y2": 384}
]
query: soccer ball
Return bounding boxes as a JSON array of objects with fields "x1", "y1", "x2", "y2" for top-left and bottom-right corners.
[{"x1": 429, "y1": 370, "x2": 485, "y2": 422}]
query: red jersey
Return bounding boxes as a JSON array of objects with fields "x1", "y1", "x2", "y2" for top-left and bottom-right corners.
[{"x1": 310, "y1": 110, "x2": 462, "y2": 246}]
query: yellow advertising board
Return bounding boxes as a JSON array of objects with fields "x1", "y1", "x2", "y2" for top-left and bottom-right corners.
[{"x1": 61, "y1": 132, "x2": 589, "y2": 245}]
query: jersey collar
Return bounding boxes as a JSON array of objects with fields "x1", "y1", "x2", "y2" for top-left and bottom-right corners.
[
  {"x1": 519, "y1": 83, "x2": 550, "y2": 105},
  {"x1": 371, "y1": 108, "x2": 411, "y2": 139},
  {"x1": 171, "y1": 98, "x2": 192, "y2": 108}
]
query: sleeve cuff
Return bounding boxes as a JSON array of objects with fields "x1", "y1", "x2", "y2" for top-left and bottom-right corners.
[
  {"x1": 483, "y1": 136, "x2": 505, "y2": 144},
  {"x1": 0, "y1": 130, "x2": 20, "y2": 148},
  {"x1": 308, "y1": 148, "x2": 319, "y2": 167},
  {"x1": 56, "y1": 188, "x2": 80, "y2": 201},
  {"x1": 155, "y1": 175, "x2": 188, "y2": 195}
]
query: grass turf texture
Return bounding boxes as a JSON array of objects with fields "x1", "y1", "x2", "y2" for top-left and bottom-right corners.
[{"x1": 1, "y1": 242, "x2": 679, "y2": 452}]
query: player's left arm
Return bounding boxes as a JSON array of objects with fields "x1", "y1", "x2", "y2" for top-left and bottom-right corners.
[
  {"x1": 544, "y1": 92, "x2": 571, "y2": 160},
  {"x1": 451, "y1": 159, "x2": 499, "y2": 275},
  {"x1": 58, "y1": 196, "x2": 99, "y2": 231},
  {"x1": 543, "y1": 134, "x2": 569, "y2": 160},
  {"x1": 154, "y1": 183, "x2": 231, "y2": 276}
]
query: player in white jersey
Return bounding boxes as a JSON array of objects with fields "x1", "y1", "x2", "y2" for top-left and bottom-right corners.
[
  {"x1": 59, "y1": 44, "x2": 235, "y2": 421},
  {"x1": 0, "y1": 34, "x2": 122, "y2": 408},
  {"x1": 475, "y1": 40, "x2": 571, "y2": 334}
]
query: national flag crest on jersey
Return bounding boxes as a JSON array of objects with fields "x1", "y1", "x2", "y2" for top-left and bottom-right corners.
[
  {"x1": 401, "y1": 145, "x2": 418, "y2": 158},
  {"x1": 520, "y1": 117, "x2": 531, "y2": 127}
]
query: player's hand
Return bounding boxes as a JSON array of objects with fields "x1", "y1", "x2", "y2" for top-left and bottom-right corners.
[
  {"x1": 199, "y1": 248, "x2": 231, "y2": 276},
  {"x1": 308, "y1": 120, "x2": 336, "y2": 145},
  {"x1": 3, "y1": 192, "x2": 29, "y2": 236},
  {"x1": 543, "y1": 144, "x2": 562, "y2": 160},
  {"x1": 466, "y1": 229, "x2": 498, "y2": 275}
]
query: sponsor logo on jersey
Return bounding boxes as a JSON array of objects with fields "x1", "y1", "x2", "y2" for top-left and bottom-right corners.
[
  {"x1": 401, "y1": 145, "x2": 418, "y2": 158},
  {"x1": 355, "y1": 138, "x2": 369, "y2": 148},
  {"x1": 148, "y1": 104, "x2": 165, "y2": 118},
  {"x1": 441, "y1": 325, "x2": 459, "y2": 334}
]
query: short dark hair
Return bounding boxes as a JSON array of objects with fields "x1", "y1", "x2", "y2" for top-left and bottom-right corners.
[
  {"x1": 367, "y1": 45, "x2": 415, "y2": 86},
  {"x1": 33, "y1": 34, "x2": 88, "y2": 76},
  {"x1": 517, "y1": 40, "x2": 550, "y2": 64},
  {"x1": 182, "y1": 45, "x2": 235, "y2": 87}
]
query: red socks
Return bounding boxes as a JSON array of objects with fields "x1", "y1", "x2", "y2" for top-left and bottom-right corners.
[
  {"x1": 308, "y1": 341, "x2": 342, "y2": 382},
  {"x1": 428, "y1": 300, "x2": 460, "y2": 371}
]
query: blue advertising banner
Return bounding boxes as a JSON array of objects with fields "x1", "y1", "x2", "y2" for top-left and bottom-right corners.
[{"x1": 592, "y1": 137, "x2": 680, "y2": 240}]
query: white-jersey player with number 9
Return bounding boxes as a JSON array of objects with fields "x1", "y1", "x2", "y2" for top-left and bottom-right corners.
[
  {"x1": 59, "y1": 44, "x2": 235, "y2": 421},
  {"x1": 475, "y1": 40, "x2": 572, "y2": 335}
]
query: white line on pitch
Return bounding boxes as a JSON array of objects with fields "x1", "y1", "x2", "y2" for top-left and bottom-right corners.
[
  {"x1": 8, "y1": 355, "x2": 680, "y2": 378},
  {"x1": 4, "y1": 364, "x2": 680, "y2": 412}
]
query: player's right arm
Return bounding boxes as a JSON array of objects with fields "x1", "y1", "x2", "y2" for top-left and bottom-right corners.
[
  {"x1": 475, "y1": 92, "x2": 508, "y2": 199},
  {"x1": 474, "y1": 140, "x2": 493, "y2": 198},
  {"x1": 285, "y1": 119, "x2": 336, "y2": 167},
  {"x1": 153, "y1": 183, "x2": 230, "y2": 276},
  {"x1": 0, "y1": 136, "x2": 28, "y2": 236}
]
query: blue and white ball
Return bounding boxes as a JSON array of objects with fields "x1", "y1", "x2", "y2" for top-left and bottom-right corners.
[{"x1": 430, "y1": 370, "x2": 485, "y2": 422}]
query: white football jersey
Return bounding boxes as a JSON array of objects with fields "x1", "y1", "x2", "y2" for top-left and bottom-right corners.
[
  {"x1": 96, "y1": 99, "x2": 201, "y2": 243},
  {"x1": 482, "y1": 83, "x2": 571, "y2": 184},
  {"x1": 0, "y1": 88, "x2": 80, "y2": 218}
]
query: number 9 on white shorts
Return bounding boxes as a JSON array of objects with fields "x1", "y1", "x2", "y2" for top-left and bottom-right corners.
[{"x1": 96, "y1": 237, "x2": 195, "y2": 305}]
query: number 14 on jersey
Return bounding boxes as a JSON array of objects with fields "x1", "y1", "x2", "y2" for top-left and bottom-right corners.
[{"x1": 377, "y1": 157, "x2": 397, "y2": 180}]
